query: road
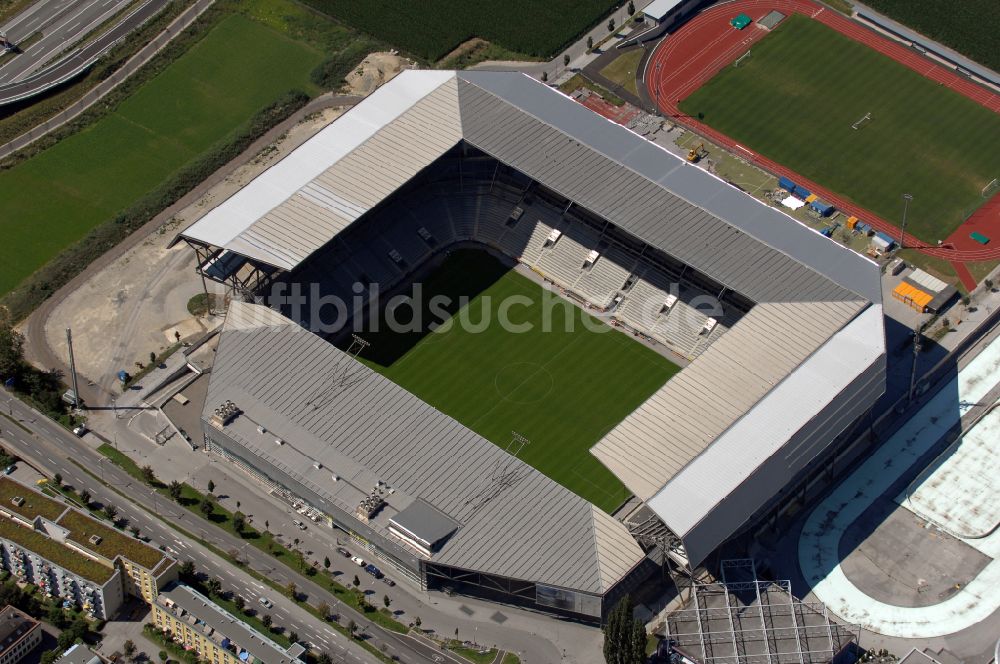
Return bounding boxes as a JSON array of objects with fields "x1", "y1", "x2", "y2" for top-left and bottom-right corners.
[
  {"x1": 0, "y1": 0, "x2": 133, "y2": 84},
  {"x1": 0, "y1": 0, "x2": 169, "y2": 106},
  {"x1": 0, "y1": 390, "x2": 467, "y2": 664}
]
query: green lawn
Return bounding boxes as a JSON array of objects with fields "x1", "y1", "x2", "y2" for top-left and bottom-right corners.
[
  {"x1": 0, "y1": 14, "x2": 323, "y2": 295},
  {"x1": 352, "y1": 250, "x2": 679, "y2": 512},
  {"x1": 600, "y1": 49, "x2": 643, "y2": 96},
  {"x1": 679, "y1": 14, "x2": 1000, "y2": 244}
]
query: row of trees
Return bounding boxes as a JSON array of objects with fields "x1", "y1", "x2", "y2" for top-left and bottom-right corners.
[{"x1": 603, "y1": 595, "x2": 647, "y2": 664}]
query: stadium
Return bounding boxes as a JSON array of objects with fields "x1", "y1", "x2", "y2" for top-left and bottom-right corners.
[{"x1": 176, "y1": 70, "x2": 886, "y2": 623}]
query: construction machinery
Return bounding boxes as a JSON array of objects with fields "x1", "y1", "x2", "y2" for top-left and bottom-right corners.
[{"x1": 686, "y1": 142, "x2": 708, "y2": 163}]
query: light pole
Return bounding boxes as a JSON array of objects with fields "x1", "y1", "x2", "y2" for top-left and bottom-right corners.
[{"x1": 899, "y1": 193, "x2": 912, "y2": 249}]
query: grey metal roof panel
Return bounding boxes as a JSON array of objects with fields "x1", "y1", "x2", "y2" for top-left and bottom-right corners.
[
  {"x1": 205, "y1": 303, "x2": 644, "y2": 594},
  {"x1": 591, "y1": 299, "x2": 867, "y2": 500},
  {"x1": 456, "y1": 71, "x2": 879, "y2": 303}
]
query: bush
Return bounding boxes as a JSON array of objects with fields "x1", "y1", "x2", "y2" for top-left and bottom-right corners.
[{"x1": 310, "y1": 38, "x2": 382, "y2": 90}]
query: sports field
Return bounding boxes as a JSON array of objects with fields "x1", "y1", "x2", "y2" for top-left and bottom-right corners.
[
  {"x1": 679, "y1": 14, "x2": 1000, "y2": 243},
  {"x1": 0, "y1": 14, "x2": 324, "y2": 296},
  {"x1": 354, "y1": 250, "x2": 679, "y2": 512}
]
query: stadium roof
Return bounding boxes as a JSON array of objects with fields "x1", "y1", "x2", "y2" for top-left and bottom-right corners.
[
  {"x1": 207, "y1": 302, "x2": 646, "y2": 595},
  {"x1": 187, "y1": 70, "x2": 885, "y2": 568},
  {"x1": 180, "y1": 71, "x2": 878, "y2": 304}
]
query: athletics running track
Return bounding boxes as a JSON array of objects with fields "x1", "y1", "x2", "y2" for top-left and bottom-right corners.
[{"x1": 644, "y1": 0, "x2": 1000, "y2": 289}]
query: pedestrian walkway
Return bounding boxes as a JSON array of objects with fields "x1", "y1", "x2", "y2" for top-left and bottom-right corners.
[{"x1": 798, "y1": 333, "x2": 1000, "y2": 638}]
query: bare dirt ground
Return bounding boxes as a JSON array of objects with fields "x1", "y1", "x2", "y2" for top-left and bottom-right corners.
[
  {"x1": 41, "y1": 106, "x2": 346, "y2": 395},
  {"x1": 344, "y1": 51, "x2": 414, "y2": 96}
]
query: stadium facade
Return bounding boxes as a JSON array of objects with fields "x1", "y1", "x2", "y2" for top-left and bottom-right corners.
[{"x1": 177, "y1": 71, "x2": 886, "y2": 622}]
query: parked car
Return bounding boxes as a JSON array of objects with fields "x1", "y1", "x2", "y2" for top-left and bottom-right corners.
[
  {"x1": 382, "y1": 577, "x2": 395, "y2": 587},
  {"x1": 351, "y1": 556, "x2": 365, "y2": 566},
  {"x1": 337, "y1": 547, "x2": 351, "y2": 557},
  {"x1": 365, "y1": 564, "x2": 383, "y2": 579},
  {"x1": 4, "y1": 465, "x2": 15, "y2": 475},
  {"x1": 258, "y1": 597, "x2": 273, "y2": 609},
  {"x1": 293, "y1": 519, "x2": 307, "y2": 530},
  {"x1": 72, "y1": 425, "x2": 87, "y2": 437}
]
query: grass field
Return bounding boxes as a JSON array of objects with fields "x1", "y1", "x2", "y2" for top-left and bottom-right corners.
[
  {"x1": 299, "y1": 0, "x2": 618, "y2": 61},
  {"x1": 679, "y1": 14, "x2": 1000, "y2": 244},
  {"x1": 0, "y1": 13, "x2": 324, "y2": 296},
  {"x1": 352, "y1": 250, "x2": 679, "y2": 512},
  {"x1": 862, "y1": 0, "x2": 999, "y2": 72},
  {"x1": 600, "y1": 49, "x2": 643, "y2": 96}
]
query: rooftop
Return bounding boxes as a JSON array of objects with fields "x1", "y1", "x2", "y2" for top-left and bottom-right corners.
[
  {"x1": 55, "y1": 644, "x2": 101, "y2": 664},
  {"x1": 57, "y1": 509, "x2": 163, "y2": 570},
  {"x1": 0, "y1": 478, "x2": 68, "y2": 522},
  {"x1": 389, "y1": 499, "x2": 461, "y2": 550},
  {"x1": 157, "y1": 584, "x2": 300, "y2": 664},
  {"x1": 0, "y1": 606, "x2": 38, "y2": 655},
  {"x1": 0, "y1": 516, "x2": 114, "y2": 583}
]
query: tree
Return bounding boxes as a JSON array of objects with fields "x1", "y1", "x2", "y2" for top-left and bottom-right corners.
[
  {"x1": 232, "y1": 511, "x2": 246, "y2": 534},
  {"x1": 986, "y1": 278, "x2": 995, "y2": 291},
  {"x1": 207, "y1": 479, "x2": 215, "y2": 494},
  {"x1": 159, "y1": 651, "x2": 168, "y2": 663},
  {"x1": 168, "y1": 481, "x2": 182, "y2": 502},
  {"x1": 53, "y1": 473, "x2": 62, "y2": 486},
  {"x1": 103, "y1": 503, "x2": 118, "y2": 519},
  {"x1": 0, "y1": 319, "x2": 24, "y2": 381},
  {"x1": 206, "y1": 577, "x2": 222, "y2": 597},
  {"x1": 199, "y1": 497, "x2": 214, "y2": 517},
  {"x1": 541, "y1": 71, "x2": 548, "y2": 82},
  {"x1": 414, "y1": 616, "x2": 422, "y2": 629},
  {"x1": 383, "y1": 594, "x2": 391, "y2": 609},
  {"x1": 130, "y1": 526, "x2": 140, "y2": 538},
  {"x1": 79, "y1": 489, "x2": 91, "y2": 506},
  {"x1": 347, "y1": 619, "x2": 357, "y2": 637},
  {"x1": 352, "y1": 575, "x2": 360, "y2": 589},
  {"x1": 141, "y1": 465, "x2": 156, "y2": 484},
  {"x1": 262, "y1": 614, "x2": 272, "y2": 629},
  {"x1": 41, "y1": 652, "x2": 60, "y2": 664},
  {"x1": 587, "y1": 36, "x2": 594, "y2": 51},
  {"x1": 123, "y1": 640, "x2": 137, "y2": 661},
  {"x1": 286, "y1": 581, "x2": 297, "y2": 600},
  {"x1": 603, "y1": 595, "x2": 645, "y2": 664},
  {"x1": 289, "y1": 631, "x2": 298, "y2": 644},
  {"x1": 563, "y1": 54, "x2": 570, "y2": 67},
  {"x1": 47, "y1": 603, "x2": 68, "y2": 628},
  {"x1": 323, "y1": 556, "x2": 331, "y2": 570},
  {"x1": 317, "y1": 601, "x2": 330, "y2": 620},
  {"x1": 234, "y1": 595, "x2": 245, "y2": 612},
  {"x1": 317, "y1": 654, "x2": 332, "y2": 664},
  {"x1": 608, "y1": 18, "x2": 616, "y2": 32},
  {"x1": 179, "y1": 560, "x2": 195, "y2": 579},
  {"x1": 628, "y1": 0, "x2": 635, "y2": 14}
]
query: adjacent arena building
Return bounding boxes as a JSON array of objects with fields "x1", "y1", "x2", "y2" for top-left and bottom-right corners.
[{"x1": 177, "y1": 70, "x2": 886, "y2": 622}]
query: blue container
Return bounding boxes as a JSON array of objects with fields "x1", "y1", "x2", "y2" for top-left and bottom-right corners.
[
  {"x1": 793, "y1": 185, "x2": 811, "y2": 199},
  {"x1": 778, "y1": 176, "x2": 796, "y2": 191},
  {"x1": 810, "y1": 201, "x2": 835, "y2": 217}
]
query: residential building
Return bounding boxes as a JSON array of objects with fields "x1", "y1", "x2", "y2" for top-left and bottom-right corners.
[
  {"x1": 0, "y1": 606, "x2": 40, "y2": 664},
  {"x1": 0, "y1": 478, "x2": 176, "y2": 619},
  {"x1": 151, "y1": 584, "x2": 305, "y2": 664}
]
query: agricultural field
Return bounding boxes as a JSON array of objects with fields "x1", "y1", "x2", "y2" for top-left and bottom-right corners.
[
  {"x1": 679, "y1": 14, "x2": 1000, "y2": 244},
  {"x1": 861, "y1": 0, "x2": 999, "y2": 72},
  {"x1": 352, "y1": 250, "x2": 680, "y2": 512},
  {"x1": 0, "y1": 12, "x2": 326, "y2": 296},
  {"x1": 299, "y1": 0, "x2": 618, "y2": 61}
]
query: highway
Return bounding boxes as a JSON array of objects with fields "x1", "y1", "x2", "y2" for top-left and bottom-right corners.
[
  {"x1": 0, "y1": 0, "x2": 133, "y2": 84},
  {"x1": 0, "y1": 0, "x2": 169, "y2": 106},
  {"x1": 0, "y1": 390, "x2": 466, "y2": 664}
]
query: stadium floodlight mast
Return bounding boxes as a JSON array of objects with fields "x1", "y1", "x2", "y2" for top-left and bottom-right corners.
[{"x1": 899, "y1": 193, "x2": 913, "y2": 249}]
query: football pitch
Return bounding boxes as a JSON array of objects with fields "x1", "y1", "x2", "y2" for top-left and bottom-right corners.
[
  {"x1": 679, "y1": 14, "x2": 1000, "y2": 243},
  {"x1": 353, "y1": 250, "x2": 680, "y2": 512}
]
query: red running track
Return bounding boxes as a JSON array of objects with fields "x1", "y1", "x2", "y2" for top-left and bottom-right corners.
[{"x1": 645, "y1": 0, "x2": 1000, "y2": 287}]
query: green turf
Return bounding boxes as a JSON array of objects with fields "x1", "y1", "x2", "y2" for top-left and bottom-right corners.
[
  {"x1": 353, "y1": 250, "x2": 680, "y2": 512},
  {"x1": 0, "y1": 14, "x2": 323, "y2": 296},
  {"x1": 679, "y1": 14, "x2": 1000, "y2": 244}
]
